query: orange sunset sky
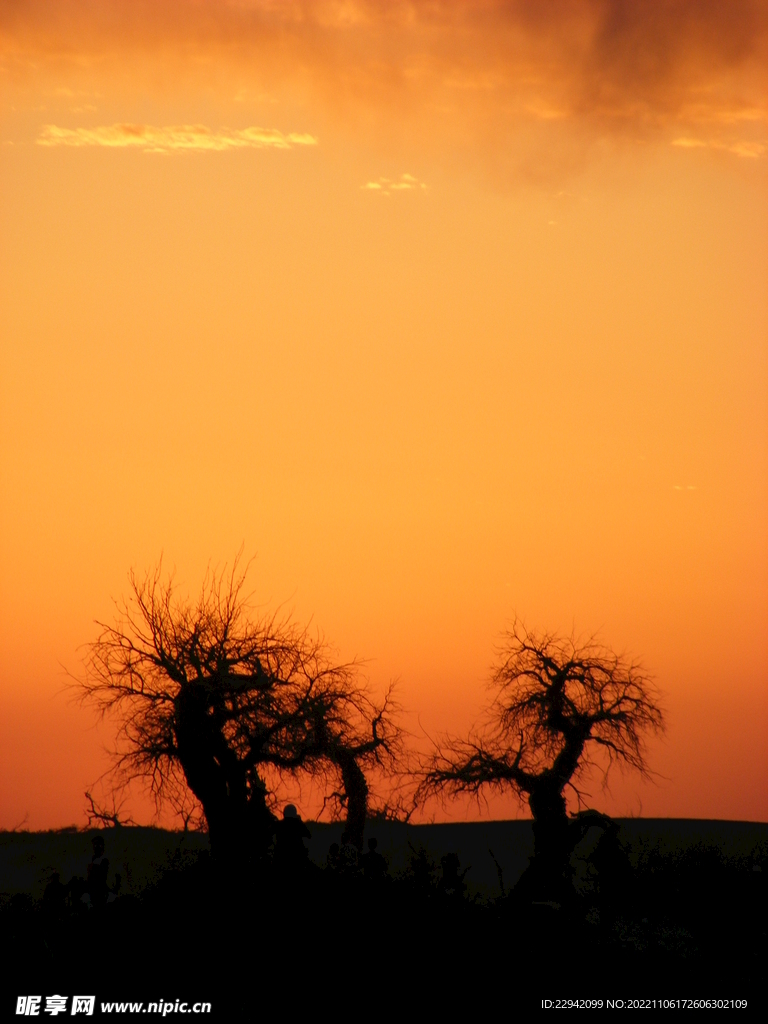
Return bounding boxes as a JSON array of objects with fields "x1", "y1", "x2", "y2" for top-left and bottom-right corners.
[{"x1": 1, "y1": 0, "x2": 766, "y2": 829}]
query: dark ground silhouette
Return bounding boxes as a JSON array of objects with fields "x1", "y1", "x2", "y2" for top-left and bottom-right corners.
[{"x1": 1, "y1": 818, "x2": 765, "y2": 1017}]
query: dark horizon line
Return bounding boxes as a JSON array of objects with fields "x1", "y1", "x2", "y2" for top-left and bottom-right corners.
[{"x1": 3, "y1": 814, "x2": 767, "y2": 835}]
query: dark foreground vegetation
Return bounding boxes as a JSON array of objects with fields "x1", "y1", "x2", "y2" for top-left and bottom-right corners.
[
  {"x1": 4, "y1": 562, "x2": 761, "y2": 1015},
  {"x1": 1, "y1": 820, "x2": 765, "y2": 1016}
]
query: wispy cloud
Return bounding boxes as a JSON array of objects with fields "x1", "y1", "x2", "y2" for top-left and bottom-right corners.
[
  {"x1": 362, "y1": 173, "x2": 427, "y2": 194},
  {"x1": 37, "y1": 123, "x2": 318, "y2": 152},
  {"x1": 672, "y1": 136, "x2": 766, "y2": 158}
]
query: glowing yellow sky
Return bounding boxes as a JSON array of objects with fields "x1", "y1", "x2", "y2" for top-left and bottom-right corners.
[{"x1": 1, "y1": 0, "x2": 766, "y2": 828}]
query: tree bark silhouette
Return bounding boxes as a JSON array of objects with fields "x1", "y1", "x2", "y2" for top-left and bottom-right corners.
[
  {"x1": 173, "y1": 682, "x2": 274, "y2": 863},
  {"x1": 335, "y1": 749, "x2": 369, "y2": 853}
]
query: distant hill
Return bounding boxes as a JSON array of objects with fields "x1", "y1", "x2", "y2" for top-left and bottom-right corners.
[
  {"x1": 0, "y1": 827, "x2": 209, "y2": 900},
  {"x1": 1, "y1": 818, "x2": 766, "y2": 900}
]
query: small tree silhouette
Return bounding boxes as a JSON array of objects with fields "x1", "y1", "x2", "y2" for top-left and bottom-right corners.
[
  {"x1": 421, "y1": 619, "x2": 664, "y2": 899},
  {"x1": 84, "y1": 790, "x2": 135, "y2": 829},
  {"x1": 79, "y1": 556, "x2": 401, "y2": 864},
  {"x1": 309, "y1": 688, "x2": 406, "y2": 851}
]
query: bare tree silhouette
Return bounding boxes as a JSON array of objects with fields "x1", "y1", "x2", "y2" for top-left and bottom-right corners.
[
  {"x1": 79, "y1": 556, "x2": 401, "y2": 865},
  {"x1": 421, "y1": 619, "x2": 664, "y2": 900},
  {"x1": 307, "y1": 685, "x2": 407, "y2": 851},
  {"x1": 84, "y1": 790, "x2": 135, "y2": 829}
]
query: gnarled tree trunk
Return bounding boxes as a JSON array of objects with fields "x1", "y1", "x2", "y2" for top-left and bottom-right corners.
[
  {"x1": 173, "y1": 684, "x2": 274, "y2": 865},
  {"x1": 336, "y1": 750, "x2": 368, "y2": 853},
  {"x1": 527, "y1": 783, "x2": 571, "y2": 899}
]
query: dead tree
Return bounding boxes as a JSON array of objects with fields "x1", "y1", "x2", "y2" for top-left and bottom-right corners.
[
  {"x1": 308, "y1": 684, "x2": 401, "y2": 852},
  {"x1": 79, "y1": 556, "x2": 401, "y2": 866},
  {"x1": 421, "y1": 619, "x2": 664, "y2": 899}
]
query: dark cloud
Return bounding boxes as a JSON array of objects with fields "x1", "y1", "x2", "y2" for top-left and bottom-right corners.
[{"x1": 2, "y1": 1, "x2": 765, "y2": 179}]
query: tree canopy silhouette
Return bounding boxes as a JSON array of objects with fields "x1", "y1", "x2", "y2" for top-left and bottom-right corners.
[
  {"x1": 80, "y1": 558, "x2": 400, "y2": 862},
  {"x1": 421, "y1": 619, "x2": 664, "y2": 898}
]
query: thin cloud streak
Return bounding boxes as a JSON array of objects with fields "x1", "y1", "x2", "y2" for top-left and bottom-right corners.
[
  {"x1": 362, "y1": 172, "x2": 427, "y2": 194},
  {"x1": 672, "y1": 136, "x2": 766, "y2": 159},
  {"x1": 36, "y1": 123, "x2": 319, "y2": 152}
]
